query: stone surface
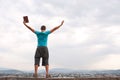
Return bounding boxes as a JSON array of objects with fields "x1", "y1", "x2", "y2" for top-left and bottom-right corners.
[{"x1": 0, "y1": 77, "x2": 120, "y2": 80}]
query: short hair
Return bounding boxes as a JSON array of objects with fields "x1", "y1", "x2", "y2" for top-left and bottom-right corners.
[{"x1": 41, "y1": 25, "x2": 46, "y2": 30}]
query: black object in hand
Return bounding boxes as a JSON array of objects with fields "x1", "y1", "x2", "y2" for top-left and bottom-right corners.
[{"x1": 23, "y1": 16, "x2": 29, "y2": 23}]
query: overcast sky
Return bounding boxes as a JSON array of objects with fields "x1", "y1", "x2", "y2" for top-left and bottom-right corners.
[{"x1": 0, "y1": 0, "x2": 120, "y2": 71}]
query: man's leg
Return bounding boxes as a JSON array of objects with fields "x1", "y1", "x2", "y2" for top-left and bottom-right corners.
[
  {"x1": 45, "y1": 65, "x2": 51, "y2": 78},
  {"x1": 35, "y1": 65, "x2": 39, "y2": 74},
  {"x1": 34, "y1": 65, "x2": 39, "y2": 77},
  {"x1": 43, "y1": 47, "x2": 50, "y2": 78},
  {"x1": 45, "y1": 65, "x2": 49, "y2": 75},
  {"x1": 34, "y1": 47, "x2": 40, "y2": 77}
]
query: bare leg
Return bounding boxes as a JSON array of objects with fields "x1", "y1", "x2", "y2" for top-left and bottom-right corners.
[
  {"x1": 45, "y1": 65, "x2": 49, "y2": 75},
  {"x1": 45, "y1": 65, "x2": 51, "y2": 78},
  {"x1": 34, "y1": 65, "x2": 39, "y2": 77}
]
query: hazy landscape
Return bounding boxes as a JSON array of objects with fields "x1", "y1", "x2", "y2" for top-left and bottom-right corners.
[{"x1": 0, "y1": 68, "x2": 120, "y2": 78}]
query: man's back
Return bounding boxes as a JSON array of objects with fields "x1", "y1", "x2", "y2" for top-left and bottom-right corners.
[{"x1": 34, "y1": 30, "x2": 51, "y2": 47}]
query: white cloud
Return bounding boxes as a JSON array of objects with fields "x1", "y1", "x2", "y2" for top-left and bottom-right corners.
[
  {"x1": 92, "y1": 54, "x2": 120, "y2": 70},
  {"x1": 0, "y1": 0, "x2": 120, "y2": 70}
]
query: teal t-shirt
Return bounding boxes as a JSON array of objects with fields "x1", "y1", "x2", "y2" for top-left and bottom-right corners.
[{"x1": 34, "y1": 30, "x2": 51, "y2": 47}]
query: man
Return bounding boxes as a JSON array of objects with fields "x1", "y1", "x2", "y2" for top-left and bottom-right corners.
[{"x1": 23, "y1": 20, "x2": 64, "y2": 78}]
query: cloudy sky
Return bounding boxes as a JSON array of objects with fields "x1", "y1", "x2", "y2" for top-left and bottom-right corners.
[{"x1": 0, "y1": 0, "x2": 120, "y2": 71}]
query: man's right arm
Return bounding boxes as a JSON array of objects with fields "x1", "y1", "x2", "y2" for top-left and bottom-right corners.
[{"x1": 23, "y1": 21, "x2": 35, "y2": 33}]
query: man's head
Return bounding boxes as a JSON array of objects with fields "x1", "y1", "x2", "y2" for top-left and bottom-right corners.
[{"x1": 41, "y1": 25, "x2": 46, "y2": 31}]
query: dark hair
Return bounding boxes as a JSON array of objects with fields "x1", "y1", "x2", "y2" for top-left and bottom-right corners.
[{"x1": 41, "y1": 25, "x2": 46, "y2": 30}]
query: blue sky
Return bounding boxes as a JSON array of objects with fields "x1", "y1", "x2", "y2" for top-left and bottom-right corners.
[{"x1": 0, "y1": 0, "x2": 120, "y2": 71}]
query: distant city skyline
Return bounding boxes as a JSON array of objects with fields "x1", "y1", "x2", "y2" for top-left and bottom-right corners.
[
  {"x1": 0, "y1": 0, "x2": 120, "y2": 71},
  {"x1": 0, "y1": 68, "x2": 120, "y2": 78}
]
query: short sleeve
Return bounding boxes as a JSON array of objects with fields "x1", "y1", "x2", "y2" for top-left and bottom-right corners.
[
  {"x1": 34, "y1": 30, "x2": 40, "y2": 34},
  {"x1": 45, "y1": 30, "x2": 51, "y2": 35}
]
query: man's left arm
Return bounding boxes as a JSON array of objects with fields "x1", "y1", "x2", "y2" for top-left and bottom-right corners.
[{"x1": 50, "y1": 20, "x2": 64, "y2": 33}]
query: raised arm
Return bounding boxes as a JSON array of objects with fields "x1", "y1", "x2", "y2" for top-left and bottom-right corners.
[
  {"x1": 50, "y1": 20, "x2": 64, "y2": 33},
  {"x1": 23, "y1": 21, "x2": 35, "y2": 33}
]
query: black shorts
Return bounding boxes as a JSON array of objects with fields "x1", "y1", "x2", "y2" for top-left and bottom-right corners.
[{"x1": 34, "y1": 46, "x2": 49, "y2": 66}]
